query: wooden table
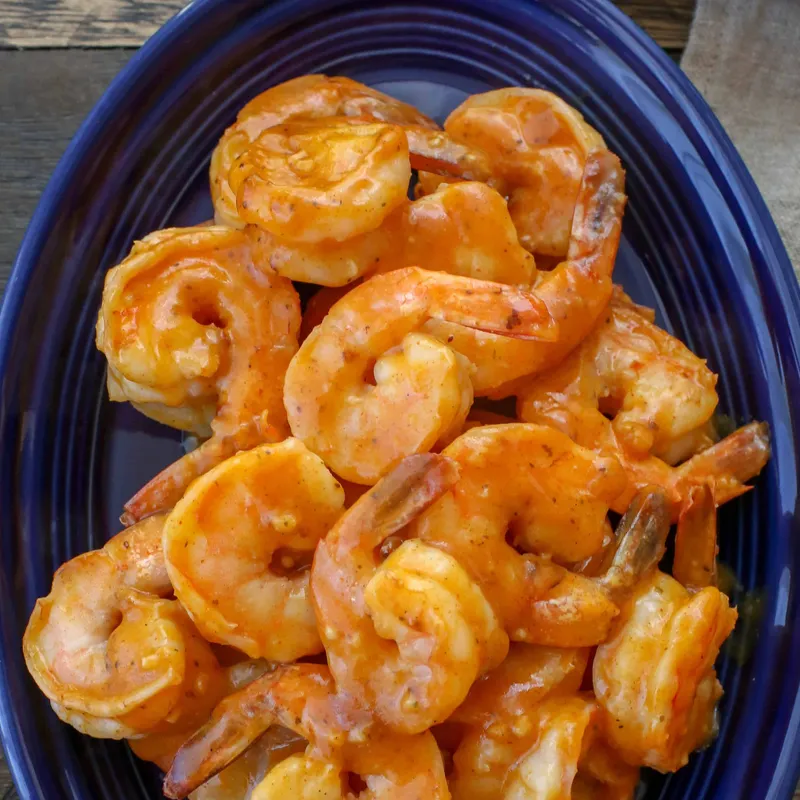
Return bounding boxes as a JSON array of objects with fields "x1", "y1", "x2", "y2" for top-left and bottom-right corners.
[{"x1": 0, "y1": 0, "x2": 751, "y2": 797}]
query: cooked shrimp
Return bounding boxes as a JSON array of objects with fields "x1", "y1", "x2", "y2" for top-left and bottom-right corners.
[
  {"x1": 164, "y1": 438, "x2": 345, "y2": 661},
  {"x1": 130, "y1": 662, "x2": 303, "y2": 800},
  {"x1": 229, "y1": 119, "x2": 411, "y2": 243},
  {"x1": 97, "y1": 226, "x2": 300, "y2": 438},
  {"x1": 421, "y1": 149, "x2": 625, "y2": 394},
  {"x1": 415, "y1": 423, "x2": 626, "y2": 565},
  {"x1": 518, "y1": 294, "x2": 771, "y2": 511},
  {"x1": 450, "y1": 645, "x2": 589, "y2": 729},
  {"x1": 517, "y1": 291, "x2": 718, "y2": 454},
  {"x1": 372, "y1": 181, "x2": 536, "y2": 284},
  {"x1": 252, "y1": 180, "x2": 535, "y2": 288},
  {"x1": 414, "y1": 442, "x2": 671, "y2": 647},
  {"x1": 453, "y1": 695, "x2": 598, "y2": 800},
  {"x1": 121, "y1": 411, "x2": 281, "y2": 525},
  {"x1": 593, "y1": 571, "x2": 737, "y2": 772},
  {"x1": 572, "y1": 725, "x2": 640, "y2": 800},
  {"x1": 525, "y1": 487, "x2": 671, "y2": 649},
  {"x1": 450, "y1": 645, "x2": 637, "y2": 799},
  {"x1": 312, "y1": 454, "x2": 508, "y2": 734},
  {"x1": 180, "y1": 727, "x2": 305, "y2": 800},
  {"x1": 212, "y1": 74, "x2": 438, "y2": 227},
  {"x1": 410, "y1": 424, "x2": 624, "y2": 634},
  {"x1": 285, "y1": 267, "x2": 558, "y2": 484},
  {"x1": 23, "y1": 516, "x2": 227, "y2": 738},
  {"x1": 164, "y1": 664, "x2": 450, "y2": 800},
  {"x1": 673, "y1": 483, "x2": 718, "y2": 591},
  {"x1": 96, "y1": 225, "x2": 301, "y2": 521},
  {"x1": 417, "y1": 88, "x2": 605, "y2": 257},
  {"x1": 449, "y1": 645, "x2": 588, "y2": 799}
]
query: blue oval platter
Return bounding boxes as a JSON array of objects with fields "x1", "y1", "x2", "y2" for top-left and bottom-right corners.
[{"x1": 1, "y1": 0, "x2": 799, "y2": 798}]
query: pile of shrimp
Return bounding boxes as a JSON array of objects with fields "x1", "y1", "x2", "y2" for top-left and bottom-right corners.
[{"x1": 24, "y1": 75, "x2": 771, "y2": 800}]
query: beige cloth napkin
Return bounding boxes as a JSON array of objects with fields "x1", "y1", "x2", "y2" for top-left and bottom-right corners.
[{"x1": 681, "y1": 0, "x2": 800, "y2": 272}]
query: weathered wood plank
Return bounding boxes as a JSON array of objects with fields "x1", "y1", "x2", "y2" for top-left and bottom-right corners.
[
  {"x1": 0, "y1": 0, "x2": 186, "y2": 48},
  {"x1": 615, "y1": 0, "x2": 695, "y2": 49},
  {"x1": 0, "y1": 0, "x2": 695, "y2": 50},
  {"x1": 0, "y1": 49, "x2": 133, "y2": 287}
]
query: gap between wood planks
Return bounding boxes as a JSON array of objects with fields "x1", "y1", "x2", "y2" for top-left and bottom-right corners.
[{"x1": 0, "y1": 0, "x2": 695, "y2": 49}]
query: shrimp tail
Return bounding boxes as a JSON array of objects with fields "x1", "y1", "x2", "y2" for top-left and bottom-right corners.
[
  {"x1": 676, "y1": 421, "x2": 770, "y2": 504},
  {"x1": 404, "y1": 126, "x2": 497, "y2": 183},
  {"x1": 425, "y1": 277, "x2": 560, "y2": 342},
  {"x1": 599, "y1": 487, "x2": 671, "y2": 598},
  {"x1": 567, "y1": 150, "x2": 626, "y2": 277},
  {"x1": 163, "y1": 667, "x2": 284, "y2": 799},
  {"x1": 122, "y1": 413, "x2": 282, "y2": 524},
  {"x1": 673, "y1": 483, "x2": 718, "y2": 590},
  {"x1": 340, "y1": 454, "x2": 461, "y2": 546}
]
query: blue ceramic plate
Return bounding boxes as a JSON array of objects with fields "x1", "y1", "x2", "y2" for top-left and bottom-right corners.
[{"x1": 1, "y1": 1, "x2": 799, "y2": 798}]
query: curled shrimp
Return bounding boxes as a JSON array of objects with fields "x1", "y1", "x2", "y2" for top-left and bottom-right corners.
[
  {"x1": 450, "y1": 652, "x2": 594, "y2": 800},
  {"x1": 285, "y1": 267, "x2": 558, "y2": 484},
  {"x1": 372, "y1": 181, "x2": 536, "y2": 284},
  {"x1": 312, "y1": 454, "x2": 508, "y2": 734},
  {"x1": 414, "y1": 423, "x2": 626, "y2": 565},
  {"x1": 211, "y1": 74, "x2": 438, "y2": 228},
  {"x1": 518, "y1": 292, "x2": 771, "y2": 512},
  {"x1": 252, "y1": 179, "x2": 536, "y2": 288},
  {"x1": 414, "y1": 440, "x2": 671, "y2": 647},
  {"x1": 421, "y1": 148, "x2": 626, "y2": 394},
  {"x1": 96, "y1": 225, "x2": 301, "y2": 521},
  {"x1": 229, "y1": 119, "x2": 411, "y2": 243},
  {"x1": 449, "y1": 645, "x2": 638, "y2": 800},
  {"x1": 164, "y1": 438, "x2": 345, "y2": 661},
  {"x1": 410, "y1": 424, "x2": 624, "y2": 637},
  {"x1": 164, "y1": 664, "x2": 450, "y2": 800},
  {"x1": 416, "y1": 88, "x2": 605, "y2": 257},
  {"x1": 593, "y1": 571, "x2": 737, "y2": 772},
  {"x1": 23, "y1": 516, "x2": 226, "y2": 738}
]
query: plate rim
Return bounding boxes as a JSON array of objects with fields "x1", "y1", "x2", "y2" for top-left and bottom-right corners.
[{"x1": 0, "y1": 0, "x2": 798, "y2": 797}]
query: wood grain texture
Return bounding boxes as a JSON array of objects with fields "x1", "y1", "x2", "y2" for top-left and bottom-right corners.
[
  {"x1": 0, "y1": 0, "x2": 695, "y2": 49},
  {"x1": 0, "y1": 49, "x2": 132, "y2": 285},
  {"x1": 0, "y1": 0, "x2": 187, "y2": 48},
  {"x1": 7, "y1": 3, "x2": 793, "y2": 800}
]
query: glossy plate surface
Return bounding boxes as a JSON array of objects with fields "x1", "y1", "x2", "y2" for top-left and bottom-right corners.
[{"x1": 1, "y1": 1, "x2": 799, "y2": 798}]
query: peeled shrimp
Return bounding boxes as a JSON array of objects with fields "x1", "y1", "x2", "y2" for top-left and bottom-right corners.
[
  {"x1": 285, "y1": 267, "x2": 558, "y2": 484},
  {"x1": 163, "y1": 664, "x2": 450, "y2": 800},
  {"x1": 450, "y1": 645, "x2": 638, "y2": 800},
  {"x1": 23, "y1": 516, "x2": 226, "y2": 738},
  {"x1": 163, "y1": 438, "x2": 345, "y2": 661},
  {"x1": 96, "y1": 225, "x2": 301, "y2": 521},
  {"x1": 416, "y1": 88, "x2": 605, "y2": 257},
  {"x1": 229, "y1": 119, "x2": 411, "y2": 243},
  {"x1": 372, "y1": 181, "x2": 536, "y2": 284},
  {"x1": 571, "y1": 728, "x2": 640, "y2": 800},
  {"x1": 211, "y1": 74, "x2": 438, "y2": 228},
  {"x1": 593, "y1": 571, "x2": 737, "y2": 772},
  {"x1": 421, "y1": 149, "x2": 626, "y2": 394},
  {"x1": 453, "y1": 686, "x2": 597, "y2": 799},
  {"x1": 253, "y1": 180, "x2": 536, "y2": 288},
  {"x1": 312, "y1": 454, "x2": 508, "y2": 734},
  {"x1": 517, "y1": 292, "x2": 771, "y2": 511},
  {"x1": 414, "y1": 440, "x2": 671, "y2": 647},
  {"x1": 410, "y1": 424, "x2": 624, "y2": 637}
]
